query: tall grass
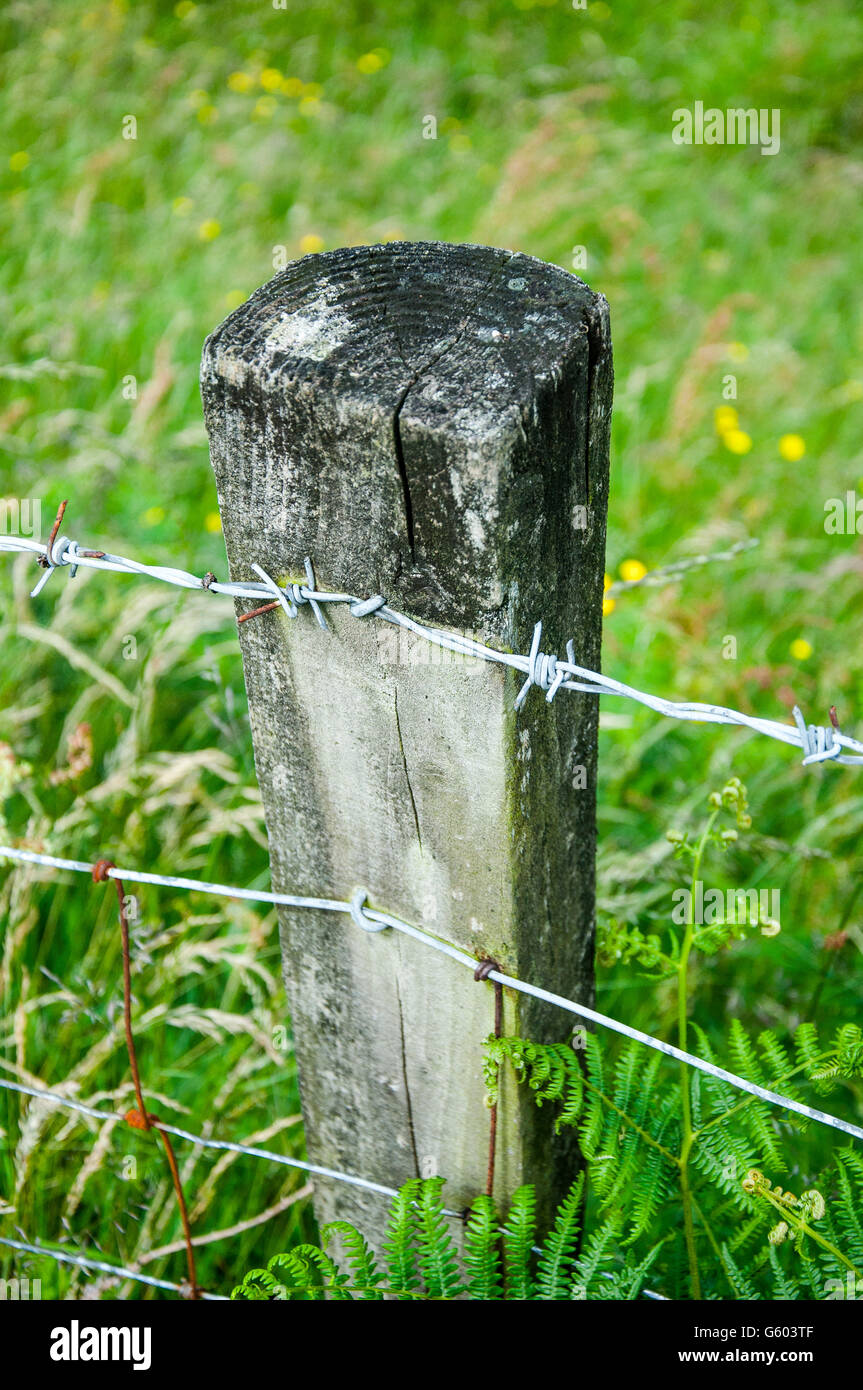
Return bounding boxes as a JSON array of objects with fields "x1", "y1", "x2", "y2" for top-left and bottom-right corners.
[{"x1": 1, "y1": 0, "x2": 862, "y2": 1295}]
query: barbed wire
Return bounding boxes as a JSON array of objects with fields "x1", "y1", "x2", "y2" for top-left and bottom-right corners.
[
  {"x1": 3, "y1": 844, "x2": 862, "y2": 1147},
  {"x1": 1, "y1": 526, "x2": 860, "y2": 766},
  {"x1": 0, "y1": 1234, "x2": 229, "y2": 1299}
]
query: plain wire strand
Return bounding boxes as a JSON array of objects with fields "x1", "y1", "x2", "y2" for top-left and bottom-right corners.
[
  {"x1": 0, "y1": 1078, "x2": 665, "y2": 1299},
  {"x1": 0, "y1": 1235, "x2": 229, "y2": 1300},
  {"x1": 2, "y1": 532, "x2": 860, "y2": 765},
  {"x1": 3, "y1": 844, "x2": 862, "y2": 1146},
  {"x1": 0, "y1": 1076, "x2": 414, "y2": 1206}
]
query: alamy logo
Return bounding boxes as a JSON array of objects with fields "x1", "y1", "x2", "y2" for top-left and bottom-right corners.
[
  {"x1": 672, "y1": 102, "x2": 780, "y2": 156},
  {"x1": 824, "y1": 491, "x2": 863, "y2": 534},
  {"x1": 825, "y1": 1272, "x2": 863, "y2": 1300},
  {"x1": 671, "y1": 883, "x2": 780, "y2": 932},
  {"x1": 49, "y1": 1320, "x2": 151, "y2": 1371},
  {"x1": 0, "y1": 497, "x2": 40, "y2": 537},
  {"x1": 0, "y1": 1277, "x2": 41, "y2": 1299}
]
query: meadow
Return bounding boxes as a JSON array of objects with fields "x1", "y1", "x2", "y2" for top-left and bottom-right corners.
[{"x1": 1, "y1": 0, "x2": 862, "y2": 1297}]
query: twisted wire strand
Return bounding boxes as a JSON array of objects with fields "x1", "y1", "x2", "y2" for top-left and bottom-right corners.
[
  {"x1": 1, "y1": 531, "x2": 860, "y2": 765},
  {"x1": 3, "y1": 845, "x2": 862, "y2": 1146}
]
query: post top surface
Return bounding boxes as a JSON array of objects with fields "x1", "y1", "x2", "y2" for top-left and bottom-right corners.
[{"x1": 202, "y1": 241, "x2": 605, "y2": 429}]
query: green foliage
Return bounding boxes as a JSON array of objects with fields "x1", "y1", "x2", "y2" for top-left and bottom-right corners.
[
  {"x1": 482, "y1": 1020, "x2": 863, "y2": 1299},
  {"x1": 414, "y1": 1177, "x2": 462, "y2": 1300},
  {"x1": 383, "y1": 1179, "x2": 423, "y2": 1301},
  {"x1": 323, "y1": 1222, "x2": 384, "y2": 1301},
  {"x1": 534, "y1": 1173, "x2": 584, "y2": 1299},
  {"x1": 476, "y1": 781, "x2": 863, "y2": 1300},
  {"x1": 501, "y1": 1185, "x2": 536, "y2": 1300},
  {"x1": 232, "y1": 1172, "x2": 658, "y2": 1301},
  {"x1": 596, "y1": 918, "x2": 675, "y2": 975},
  {"x1": 462, "y1": 1196, "x2": 502, "y2": 1301},
  {"x1": 4, "y1": 0, "x2": 863, "y2": 1300}
]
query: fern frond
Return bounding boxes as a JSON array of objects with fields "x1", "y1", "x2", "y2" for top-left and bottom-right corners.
[
  {"x1": 834, "y1": 1023, "x2": 863, "y2": 1080},
  {"x1": 767, "y1": 1245, "x2": 802, "y2": 1299},
  {"x1": 794, "y1": 1021, "x2": 835, "y2": 1094},
  {"x1": 535, "y1": 1174, "x2": 584, "y2": 1299},
  {"x1": 502, "y1": 1185, "x2": 536, "y2": 1299},
  {"x1": 579, "y1": 1032, "x2": 607, "y2": 1160},
  {"x1": 618, "y1": 1241, "x2": 665, "y2": 1300},
  {"x1": 323, "y1": 1221, "x2": 384, "y2": 1300},
  {"x1": 414, "y1": 1177, "x2": 463, "y2": 1299},
  {"x1": 231, "y1": 1268, "x2": 280, "y2": 1300},
  {"x1": 463, "y1": 1195, "x2": 503, "y2": 1300},
  {"x1": 720, "y1": 1242, "x2": 762, "y2": 1299},
  {"x1": 625, "y1": 1142, "x2": 676, "y2": 1246},
  {"x1": 383, "y1": 1177, "x2": 421, "y2": 1300},
  {"x1": 826, "y1": 1149, "x2": 863, "y2": 1270},
  {"x1": 267, "y1": 1246, "x2": 353, "y2": 1301},
  {"x1": 571, "y1": 1211, "x2": 623, "y2": 1296}
]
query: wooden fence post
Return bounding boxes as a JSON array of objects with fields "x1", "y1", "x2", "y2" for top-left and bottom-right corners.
[{"x1": 200, "y1": 242, "x2": 612, "y2": 1254}]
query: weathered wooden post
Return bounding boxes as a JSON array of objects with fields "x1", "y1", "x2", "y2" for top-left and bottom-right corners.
[{"x1": 201, "y1": 242, "x2": 611, "y2": 1252}]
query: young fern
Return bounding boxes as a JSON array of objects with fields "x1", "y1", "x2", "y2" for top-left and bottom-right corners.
[
  {"x1": 265, "y1": 1246, "x2": 353, "y2": 1301},
  {"x1": 233, "y1": 1176, "x2": 610, "y2": 1301},
  {"x1": 383, "y1": 1177, "x2": 422, "y2": 1301},
  {"x1": 324, "y1": 1221, "x2": 384, "y2": 1301},
  {"x1": 484, "y1": 1015, "x2": 863, "y2": 1299},
  {"x1": 502, "y1": 1185, "x2": 537, "y2": 1300},
  {"x1": 414, "y1": 1177, "x2": 463, "y2": 1300},
  {"x1": 463, "y1": 1195, "x2": 502, "y2": 1300},
  {"x1": 534, "y1": 1173, "x2": 584, "y2": 1299}
]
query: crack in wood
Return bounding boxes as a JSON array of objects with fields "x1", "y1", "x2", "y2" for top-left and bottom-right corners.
[
  {"x1": 393, "y1": 688, "x2": 422, "y2": 855},
  {"x1": 389, "y1": 252, "x2": 516, "y2": 569},
  {"x1": 395, "y1": 969, "x2": 421, "y2": 1180}
]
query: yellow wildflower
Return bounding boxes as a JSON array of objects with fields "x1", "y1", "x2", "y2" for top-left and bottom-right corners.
[
  {"x1": 357, "y1": 50, "x2": 389, "y2": 74},
  {"x1": 723, "y1": 428, "x2": 752, "y2": 455},
  {"x1": 779, "y1": 434, "x2": 805, "y2": 462},
  {"x1": 714, "y1": 405, "x2": 738, "y2": 434}
]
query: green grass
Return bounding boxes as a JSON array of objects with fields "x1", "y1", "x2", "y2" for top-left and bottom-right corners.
[{"x1": 1, "y1": 0, "x2": 862, "y2": 1297}]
